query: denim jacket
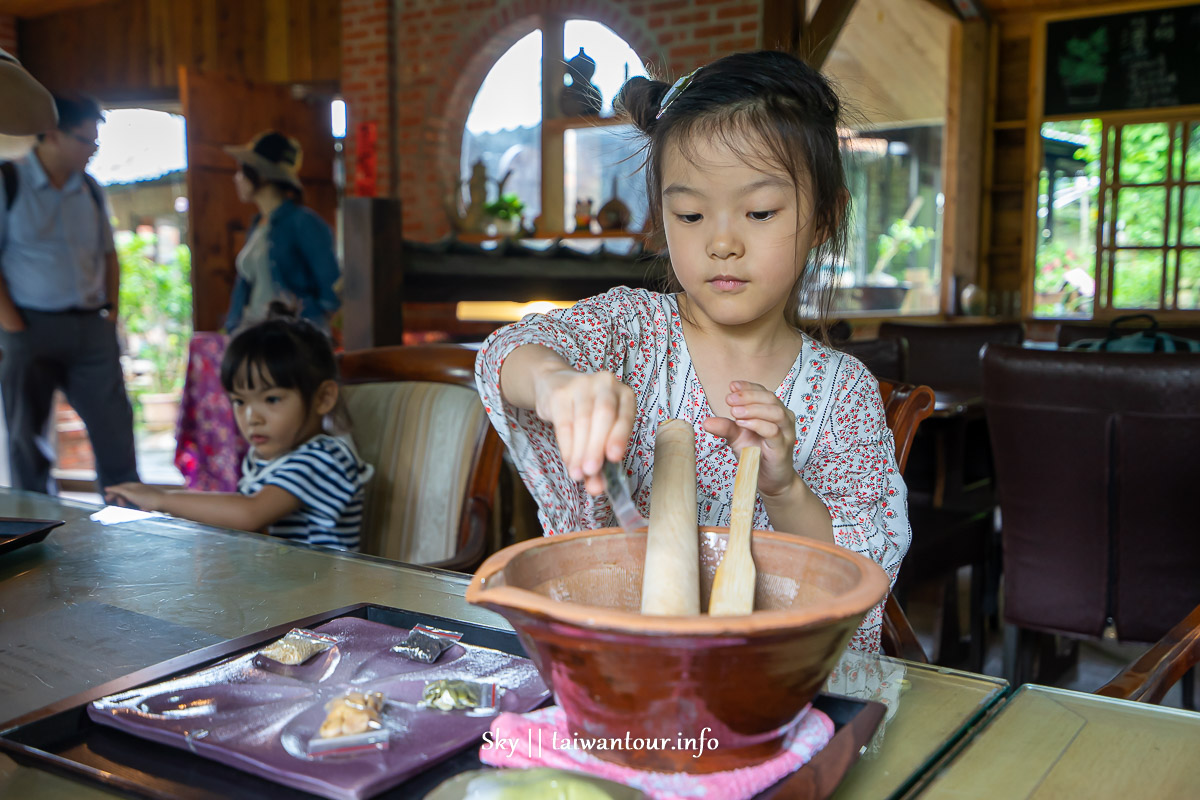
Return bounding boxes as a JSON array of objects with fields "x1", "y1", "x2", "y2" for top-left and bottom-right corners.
[{"x1": 225, "y1": 200, "x2": 340, "y2": 332}]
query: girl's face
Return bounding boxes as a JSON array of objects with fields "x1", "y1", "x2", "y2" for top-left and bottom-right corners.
[
  {"x1": 228, "y1": 366, "x2": 337, "y2": 460},
  {"x1": 661, "y1": 134, "x2": 819, "y2": 335},
  {"x1": 233, "y1": 168, "x2": 255, "y2": 204}
]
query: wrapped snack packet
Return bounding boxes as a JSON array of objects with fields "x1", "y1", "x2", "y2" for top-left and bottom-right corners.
[
  {"x1": 307, "y1": 691, "x2": 389, "y2": 757},
  {"x1": 391, "y1": 624, "x2": 464, "y2": 664},
  {"x1": 259, "y1": 628, "x2": 338, "y2": 666},
  {"x1": 420, "y1": 679, "x2": 500, "y2": 713}
]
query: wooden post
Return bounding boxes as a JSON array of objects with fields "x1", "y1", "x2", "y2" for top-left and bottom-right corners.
[
  {"x1": 342, "y1": 197, "x2": 405, "y2": 350},
  {"x1": 941, "y1": 17, "x2": 989, "y2": 314}
]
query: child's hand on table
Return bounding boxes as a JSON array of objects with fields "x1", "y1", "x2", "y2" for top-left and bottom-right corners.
[
  {"x1": 703, "y1": 381, "x2": 800, "y2": 498},
  {"x1": 534, "y1": 368, "x2": 636, "y2": 496},
  {"x1": 105, "y1": 483, "x2": 166, "y2": 512}
]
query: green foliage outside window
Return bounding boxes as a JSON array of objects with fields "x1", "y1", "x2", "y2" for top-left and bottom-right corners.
[{"x1": 118, "y1": 234, "x2": 192, "y2": 400}]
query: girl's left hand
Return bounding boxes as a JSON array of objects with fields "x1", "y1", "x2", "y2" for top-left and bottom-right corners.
[
  {"x1": 105, "y1": 482, "x2": 165, "y2": 512},
  {"x1": 703, "y1": 381, "x2": 798, "y2": 497}
]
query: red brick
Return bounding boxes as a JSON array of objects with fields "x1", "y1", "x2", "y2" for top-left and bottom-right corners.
[
  {"x1": 694, "y1": 23, "x2": 735, "y2": 38},
  {"x1": 716, "y1": 4, "x2": 758, "y2": 20},
  {"x1": 670, "y1": 11, "x2": 710, "y2": 25}
]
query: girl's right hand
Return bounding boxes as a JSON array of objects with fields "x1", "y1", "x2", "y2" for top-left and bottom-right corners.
[
  {"x1": 105, "y1": 482, "x2": 164, "y2": 512},
  {"x1": 533, "y1": 368, "x2": 635, "y2": 496}
]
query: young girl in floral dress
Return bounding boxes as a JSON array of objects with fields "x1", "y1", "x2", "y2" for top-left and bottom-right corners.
[{"x1": 475, "y1": 50, "x2": 907, "y2": 652}]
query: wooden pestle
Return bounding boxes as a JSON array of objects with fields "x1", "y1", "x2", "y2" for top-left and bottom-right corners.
[
  {"x1": 640, "y1": 419, "x2": 700, "y2": 615},
  {"x1": 708, "y1": 446, "x2": 761, "y2": 616}
]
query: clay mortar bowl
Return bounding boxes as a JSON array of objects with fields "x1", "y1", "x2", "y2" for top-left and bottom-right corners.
[{"x1": 466, "y1": 526, "x2": 888, "y2": 773}]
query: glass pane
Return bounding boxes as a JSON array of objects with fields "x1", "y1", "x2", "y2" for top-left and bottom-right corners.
[
  {"x1": 826, "y1": 650, "x2": 1007, "y2": 800},
  {"x1": 1114, "y1": 186, "x2": 1165, "y2": 245},
  {"x1": 838, "y1": 125, "x2": 943, "y2": 315},
  {"x1": 1112, "y1": 249, "x2": 1164, "y2": 308},
  {"x1": 1186, "y1": 122, "x2": 1200, "y2": 182},
  {"x1": 1180, "y1": 250, "x2": 1200, "y2": 310},
  {"x1": 563, "y1": 20, "x2": 649, "y2": 117},
  {"x1": 920, "y1": 686, "x2": 1200, "y2": 800},
  {"x1": 1118, "y1": 122, "x2": 1168, "y2": 184},
  {"x1": 564, "y1": 124, "x2": 649, "y2": 235},
  {"x1": 1182, "y1": 186, "x2": 1200, "y2": 245},
  {"x1": 1034, "y1": 137, "x2": 1097, "y2": 318},
  {"x1": 461, "y1": 30, "x2": 544, "y2": 226}
]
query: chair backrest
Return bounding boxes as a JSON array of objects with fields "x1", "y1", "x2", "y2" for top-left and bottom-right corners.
[
  {"x1": 879, "y1": 321, "x2": 1024, "y2": 393},
  {"x1": 877, "y1": 378, "x2": 936, "y2": 662},
  {"x1": 839, "y1": 337, "x2": 908, "y2": 384},
  {"x1": 877, "y1": 379, "x2": 936, "y2": 474},
  {"x1": 982, "y1": 344, "x2": 1200, "y2": 643},
  {"x1": 338, "y1": 344, "x2": 502, "y2": 571}
]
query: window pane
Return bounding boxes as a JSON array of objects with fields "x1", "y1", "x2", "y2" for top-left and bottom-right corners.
[
  {"x1": 563, "y1": 21, "x2": 648, "y2": 117},
  {"x1": 564, "y1": 125, "x2": 648, "y2": 235},
  {"x1": 1118, "y1": 122, "x2": 1168, "y2": 184},
  {"x1": 461, "y1": 31, "x2": 543, "y2": 225},
  {"x1": 840, "y1": 126, "x2": 943, "y2": 314},
  {"x1": 1186, "y1": 123, "x2": 1200, "y2": 182},
  {"x1": 1112, "y1": 249, "x2": 1164, "y2": 308},
  {"x1": 1180, "y1": 250, "x2": 1200, "y2": 309},
  {"x1": 1115, "y1": 186, "x2": 1165, "y2": 246},
  {"x1": 1182, "y1": 186, "x2": 1200, "y2": 246}
]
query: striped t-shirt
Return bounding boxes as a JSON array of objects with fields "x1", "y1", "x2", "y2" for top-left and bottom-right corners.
[{"x1": 237, "y1": 434, "x2": 374, "y2": 551}]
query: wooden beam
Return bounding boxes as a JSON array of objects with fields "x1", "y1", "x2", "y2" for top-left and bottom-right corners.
[
  {"x1": 941, "y1": 17, "x2": 990, "y2": 314},
  {"x1": 760, "y1": 0, "x2": 804, "y2": 52},
  {"x1": 803, "y1": 0, "x2": 859, "y2": 70}
]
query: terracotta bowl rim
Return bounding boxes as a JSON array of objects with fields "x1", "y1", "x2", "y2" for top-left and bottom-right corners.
[{"x1": 466, "y1": 526, "x2": 889, "y2": 636}]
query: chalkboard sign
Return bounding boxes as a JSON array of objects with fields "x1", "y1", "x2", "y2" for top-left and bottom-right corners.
[{"x1": 1044, "y1": 4, "x2": 1200, "y2": 116}]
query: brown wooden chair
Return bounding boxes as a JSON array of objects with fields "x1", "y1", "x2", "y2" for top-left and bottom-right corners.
[
  {"x1": 338, "y1": 344, "x2": 503, "y2": 572},
  {"x1": 877, "y1": 378, "x2": 936, "y2": 663},
  {"x1": 1096, "y1": 602, "x2": 1200, "y2": 705}
]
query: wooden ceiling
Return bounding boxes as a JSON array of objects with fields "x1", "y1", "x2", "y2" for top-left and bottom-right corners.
[
  {"x1": 0, "y1": 0, "x2": 111, "y2": 18},
  {"x1": 823, "y1": 0, "x2": 954, "y2": 128}
]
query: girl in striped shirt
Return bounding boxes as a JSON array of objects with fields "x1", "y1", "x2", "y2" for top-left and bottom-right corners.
[{"x1": 106, "y1": 312, "x2": 373, "y2": 551}]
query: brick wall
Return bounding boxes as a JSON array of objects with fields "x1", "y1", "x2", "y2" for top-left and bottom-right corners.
[
  {"x1": 0, "y1": 15, "x2": 18, "y2": 58},
  {"x1": 342, "y1": 0, "x2": 761, "y2": 240},
  {"x1": 342, "y1": 0, "x2": 395, "y2": 199}
]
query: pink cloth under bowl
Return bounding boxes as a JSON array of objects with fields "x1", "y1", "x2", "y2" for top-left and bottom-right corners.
[{"x1": 478, "y1": 704, "x2": 835, "y2": 800}]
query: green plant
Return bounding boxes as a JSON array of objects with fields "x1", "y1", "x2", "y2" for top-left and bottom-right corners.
[
  {"x1": 483, "y1": 193, "x2": 526, "y2": 221},
  {"x1": 873, "y1": 218, "x2": 936, "y2": 280},
  {"x1": 1059, "y1": 28, "x2": 1107, "y2": 86},
  {"x1": 118, "y1": 234, "x2": 192, "y2": 397}
]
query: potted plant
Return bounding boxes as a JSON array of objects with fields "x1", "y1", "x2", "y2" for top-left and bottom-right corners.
[
  {"x1": 1059, "y1": 28, "x2": 1108, "y2": 106},
  {"x1": 117, "y1": 233, "x2": 192, "y2": 432},
  {"x1": 483, "y1": 193, "x2": 526, "y2": 237}
]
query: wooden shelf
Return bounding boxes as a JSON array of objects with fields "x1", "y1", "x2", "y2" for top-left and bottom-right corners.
[
  {"x1": 452, "y1": 229, "x2": 647, "y2": 245},
  {"x1": 993, "y1": 119, "x2": 1028, "y2": 130}
]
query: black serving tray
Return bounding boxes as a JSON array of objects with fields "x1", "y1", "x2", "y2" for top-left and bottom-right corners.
[
  {"x1": 0, "y1": 603, "x2": 885, "y2": 800},
  {"x1": 0, "y1": 517, "x2": 64, "y2": 556}
]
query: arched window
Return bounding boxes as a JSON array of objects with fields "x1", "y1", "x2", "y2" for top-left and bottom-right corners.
[{"x1": 461, "y1": 20, "x2": 649, "y2": 240}]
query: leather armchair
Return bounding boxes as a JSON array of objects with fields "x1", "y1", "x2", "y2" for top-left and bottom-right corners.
[{"x1": 982, "y1": 344, "x2": 1200, "y2": 702}]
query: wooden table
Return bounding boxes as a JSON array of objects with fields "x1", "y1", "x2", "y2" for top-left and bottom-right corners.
[
  {"x1": 0, "y1": 488, "x2": 1007, "y2": 799},
  {"x1": 915, "y1": 684, "x2": 1200, "y2": 798}
]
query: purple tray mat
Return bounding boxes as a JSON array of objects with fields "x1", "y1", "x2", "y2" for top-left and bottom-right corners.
[{"x1": 87, "y1": 617, "x2": 551, "y2": 800}]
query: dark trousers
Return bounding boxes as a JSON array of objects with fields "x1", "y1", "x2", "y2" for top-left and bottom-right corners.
[{"x1": 0, "y1": 309, "x2": 139, "y2": 493}]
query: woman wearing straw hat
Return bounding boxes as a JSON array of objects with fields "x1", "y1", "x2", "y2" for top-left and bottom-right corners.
[{"x1": 223, "y1": 131, "x2": 340, "y2": 333}]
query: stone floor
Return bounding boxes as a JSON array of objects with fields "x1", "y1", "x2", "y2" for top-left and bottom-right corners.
[{"x1": 905, "y1": 569, "x2": 1195, "y2": 710}]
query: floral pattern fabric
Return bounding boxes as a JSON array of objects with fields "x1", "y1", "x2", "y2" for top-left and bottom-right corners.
[
  {"x1": 475, "y1": 287, "x2": 909, "y2": 652},
  {"x1": 174, "y1": 332, "x2": 247, "y2": 492}
]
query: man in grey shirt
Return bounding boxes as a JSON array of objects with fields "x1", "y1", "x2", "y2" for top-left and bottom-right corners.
[{"x1": 0, "y1": 94, "x2": 138, "y2": 493}]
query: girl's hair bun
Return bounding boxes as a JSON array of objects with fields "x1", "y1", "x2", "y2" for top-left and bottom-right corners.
[
  {"x1": 615, "y1": 76, "x2": 669, "y2": 132},
  {"x1": 267, "y1": 298, "x2": 301, "y2": 320}
]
